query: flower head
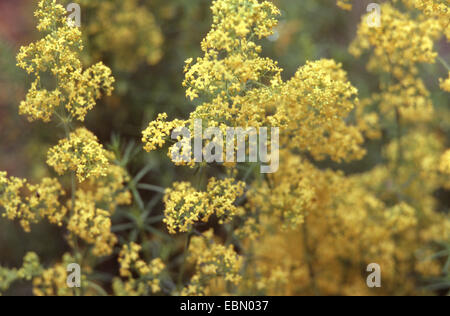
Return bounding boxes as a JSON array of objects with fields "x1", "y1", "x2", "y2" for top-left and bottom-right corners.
[{"x1": 47, "y1": 128, "x2": 109, "y2": 182}]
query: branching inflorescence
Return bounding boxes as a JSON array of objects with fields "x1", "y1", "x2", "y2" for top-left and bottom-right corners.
[{"x1": 0, "y1": 0, "x2": 449, "y2": 296}]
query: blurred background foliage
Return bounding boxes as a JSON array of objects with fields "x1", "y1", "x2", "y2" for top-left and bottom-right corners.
[{"x1": 0, "y1": 0, "x2": 448, "y2": 295}]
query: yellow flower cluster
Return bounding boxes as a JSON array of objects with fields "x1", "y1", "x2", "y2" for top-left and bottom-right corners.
[
  {"x1": 410, "y1": 0, "x2": 450, "y2": 39},
  {"x1": 378, "y1": 77, "x2": 434, "y2": 121},
  {"x1": 16, "y1": 0, "x2": 114, "y2": 122},
  {"x1": 142, "y1": 113, "x2": 184, "y2": 152},
  {"x1": 144, "y1": 0, "x2": 365, "y2": 168},
  {"x1": 33, "y1": 264, "x2": 69, "y2": 296},
  {"x1": 163, "y1": 178, "x2": 245, "y2": 234},
  {"x1": 67, "y1": 190, "x2": 117, "y2": 256},
  {"x1": 350, "y1": 3, "x2": 442, "y2": 78},
  {"x1": 76, "y1": 0, "x2": 164, "y2": 71},
  {"x1": 336, "y1": 0, "x2": 352, "y2": 11},
  {"x1": 0, "y1": 252, "x2": 42, "y2": 294},
  {"x1": 138, "y1": 0, "x2": 377, "y2": 295},
  {"x1": 440, "y1": 150, "x2": 450, "y2": 174},
  {"x1": 413, "y1": 0, "x2": 450, "y2": 14},
  {"x1": 241, "y1": 147, "x2": 449, "y2": 295},
  {"x1": 179, "y1": 0, "x2": 285, "y2": 135},
  {"x1": 384, "y1": 202, "x2": 418, "y2": 233},
  {"x1": 0, "y1": 173, "x2": 26, "y2": 227},
  {"x1": 385, "y1": 131, "x2": 444, "y2": 188},
  {"x1": 440, "y1": 72, "x2": 450, "y2": 92},
  {"x1": 47, "y1": 128, "x2": 109, "y2": 183},
  {"x1": 63, "y1": 153, "x2": 131, "y2": 257},
  {"x1": 92, "y1": 174, "x2": 132, "y2": 210},
  {"x1": 2, "y1": 0, "x2": 449, "y2": 297},
  {"x1": 0, "y1": 172, "x2": 66, "y2": 232},
  {"x1": 114, "y1": 243, "x2": 165, "y2": 296},
  {"x1": 182, "y1": 230, "x2": 243, "y2": 296},
  {"x1": 247, "y1": 153, "x2": 317, "y2": 231},
  {"x1": 183, "y1": 0, "x2": 281, "y2": 101},
  {"x1": 142, "y1": 113, "x2": 196, "y2": 167},
  {"x1": 33, "y1": 253, "x2": 80, "y2": 296},
  {"x1": 349, "y1": 2, "x2": 444, "y2": 121},
  {"x1": 80, "y1": 151, "x2": 132, "y2": 211},
  {"x1": 26, "y1": 178, "x2": 68, "y2": 227},
  {"x1": 281, "y1": 59, "x2": 365, "y2": 162},
  {"x1": 340, "y1": 0, "x2": 450, "y2": 34}
]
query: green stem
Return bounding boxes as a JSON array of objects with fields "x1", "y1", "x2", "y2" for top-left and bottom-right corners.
[
  {"x1": 57, "y1": 108, "x2": 82, "y2": 295},
  {"x1": 177, "y1": 230, "x2": 193, "y2": 291},
  {"x1": 87, "y1": 281, "x2": 108, "y2": 296},
  {"x1": 438, "y1": 56, "x2": 450, "y2": 72},
  {"x1": 136, "y1": 183, "x2": 166, "y2": 194},
  {"x1": 394, "y1": 108, "x2": 403, "y2": 179},
  {"x1": 302, "y1": 218, "x2": 319, "y2": 296}
]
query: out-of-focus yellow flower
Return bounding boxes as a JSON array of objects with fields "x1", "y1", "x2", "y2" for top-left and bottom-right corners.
[
  {"x1": 67, "y1": 190, "x2": 116, "y2": 256},
  {"x1": 336, "y1": 0, "x2": 352, "y2": 11},
  {"x1": 0, "y1": 172, "x2": 66, "y2": 232},
  {"x1": 76, "y1": 0, "x2": 164, "y2": 71},
  {"x1": 0, "y1": 252, "x2": 42, "y2": 294},
  {"x1": 281, "y1": 59, "x2": 365, "y2": 162},
  {"x1": 113, "y1": 243, "x2": 165, "y2": 296},
  {"x1": 440, "y1": 150, "x2": 450, "y2": 174},
  {"x1": 181, "y1": 230, "x2": 243, "y2": 296},
  {"x1": 440, "y1": 72, "x2": 450, "y2": 92},
  {"x1": 33, "y1": 253, "x2": 80, "y2": 296},
  {"x1": 350, "y1": 3, "x2": 442, "y2": 78},
  {"x1": 410, "y1": 0, "x2": 450, "y2": 39}
]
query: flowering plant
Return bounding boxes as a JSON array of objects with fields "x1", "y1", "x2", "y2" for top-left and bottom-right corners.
[{"x1": 0, "y1": 0, "x2": 449, "y2": 296}]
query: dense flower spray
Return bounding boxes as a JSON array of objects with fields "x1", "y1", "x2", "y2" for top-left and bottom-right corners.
[
  {"x1": 0, "y1": 0, "x2": 449, "y2": 296},
  {"x1": 0, "y1": 0, "x2": 131, "y2": 295},
  {"x1": 16, "y1": 0, "x2": 114, "y2": 123},
  {"x1": 113, "y1": 243, "x2": 165, "y2": 296},
  {"x1": 72, "y1": 0, "x2": 164, "y2": 72}
]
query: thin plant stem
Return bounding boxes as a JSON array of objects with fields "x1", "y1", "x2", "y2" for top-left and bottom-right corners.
[
  {"x1": 302, "y1": 218, "x2": 319, "y2": 296},
  {"x1": 394, "y1": 107, "x2": 403, "y2": 178},
  {"x1": 58, "y1": 105, "x2": 83, "y2": 295},
  {"x1": 438, "y1": 56, "x2": 450, "y2": 72},
  {"x1": 177, "y1": 230, "x2": 193, "y2": 291}
]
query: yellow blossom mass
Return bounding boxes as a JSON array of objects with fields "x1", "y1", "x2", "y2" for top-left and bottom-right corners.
[
  {"x1": 440, "y1": 150, "x2": 450, "y2": 174},
  {"x1": 16, "y1": 0, "x2": 114, "y2": 123},
  {"x1": 163, "y1": 178, "x2": 245, "y2": 234},
  {"x1": 113, "y1": 243, "x2": 165, "y2": 295},
  {"x1": 0, "y1": 172, "x2": 66, "y2": 232},
  {"x1": 0, "y1": 0, "x2": 449, "y2": 297},
  {"x1": 47, "y1": 128, "x2": 109, "y2": 183},
  {"x1": 67, "y1": 190, "x2": 116, "y2": 256},
  {"x1": 182, "y1": 230, "x2": 243, "y2": 296},
  {"x1": 441, "y1": 72, "x2": 450, "y2": 92},
  {"x1": 75, "y1": 0, "x2": 164, "y2": 72}
]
